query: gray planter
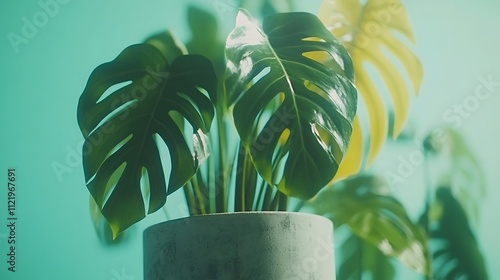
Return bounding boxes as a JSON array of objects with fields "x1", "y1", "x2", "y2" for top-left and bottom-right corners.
[{"x1": 144, "y1": 212, "x2": 335, "y2": 280}]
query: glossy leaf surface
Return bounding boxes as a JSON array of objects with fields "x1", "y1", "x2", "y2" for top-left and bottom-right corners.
[
  {"x1": 225, "y1": 10, "x2": 358, "y2": 198},
  {"x1": 78, "y1": 44, "x2": 216, "y2": 237}
]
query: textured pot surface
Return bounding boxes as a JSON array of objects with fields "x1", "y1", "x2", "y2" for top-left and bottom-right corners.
[{"x1": 144, "y1": 212, "x2": 335, "y2": 280}]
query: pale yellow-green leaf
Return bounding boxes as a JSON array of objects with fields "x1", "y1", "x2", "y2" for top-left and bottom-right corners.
[
  {"x1": 334, "y1": 116, "x2": 363, "y2": 181},
  {"x1": 318, "y1": 0, "x2": 423, "y2": 170}
]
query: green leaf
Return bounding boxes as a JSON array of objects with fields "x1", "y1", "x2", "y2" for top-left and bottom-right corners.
[
  {"x1": 364, "y1": 241, "x2": 396, "y2": 280},
  {"x1": 89, "y1": 195, "x2": 134, "y2": 245},
  {"x1": 186, "y1": 6, "x2": 226, "y2": 77},
  {"x1": 426, "y1": 128, "x2": 487, "y2": 226},
  {"x1": 143, "y1": 29, "x2": 188, "y2": 64},
  {"x1": 225, "y1": 10, "x2": 357, "y2": 199},
  {"x1": 77, "y1": 44, "x2": 216, "y2": 237},
  {"x1": 307, "y1": 175, "x2": 430, "y2": 274},
  {"x1": 337, "y1": 233, "x2": 396, "y2": 280},
  {"x1": 428, "y1": 187, "x2": 489, "y2": 280},
  {"x1": 337, "y1": 234, "x2": 364, "y2": 280}
]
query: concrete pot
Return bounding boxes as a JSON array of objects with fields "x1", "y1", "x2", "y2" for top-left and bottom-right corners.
[{"x1": 144, "y1": 211, "x2": 335, "y2": 280}]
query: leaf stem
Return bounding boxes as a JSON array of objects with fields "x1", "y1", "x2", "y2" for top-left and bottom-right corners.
[
  {"x1": 269, "y1": 189, "x2": 281, "y2": 211},
  {"x1": 183, "y1": 185, "x2": 196, "y2": 216},
  {"x1": 262, "y1": 184, "x2": 274, "y2": 211},
  {"x1": 192, "y1": 174, "x2": 207, "y2": 215},
  {"x1": 254, "y1": 180, "x2": 267, "y2": 211},
  {"x1": 278, "y1": 192, "x2": 288, "y2": 211},
  {"x1": 215, "y1": 114, "x2": 229, "y2": 213},
  {"x1": 235, "y1": 146, "x2": 244, "y2": 211}
]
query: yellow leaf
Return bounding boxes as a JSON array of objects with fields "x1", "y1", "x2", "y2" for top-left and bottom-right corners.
[
  {"x1": 318, "y1": 0, "x2": 423, "y2": 172},
  {"x1": 334, "y1": 116, "x2": 363, "y2": 181}
]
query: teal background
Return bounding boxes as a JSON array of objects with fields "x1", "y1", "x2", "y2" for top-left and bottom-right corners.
[{"x1": 1, "y1": 0, "x2": 499, "y2": 279}]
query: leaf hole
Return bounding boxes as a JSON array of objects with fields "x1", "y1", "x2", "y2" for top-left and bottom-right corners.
[
  {"x1": 303, "y1": 51, "x2": 345, "y2": 72},
  {"x1": 93, "y1": 99, "x2": 138, "y2": 136},
  {"x1": 247, "y1": 66, "x2": 271, "y2": 88},
  {"x1": 107, "y1": 134, "x2": 133, "y2": 159},
  {"x1": 301, "y1": 37, "x2": 326, "y2": 43},
  {"x1": 97, "y1": 81, "x2": 132, "y2": 104},
  {"x1": 102, "y1": 162, "x2": 127, "y2": 207},
  {"x1": 140, "y1": 167, "x2": 151, "y2": 213},
  {"x1": 154, "y1": 133, "x2": 173, "y2": 193}
]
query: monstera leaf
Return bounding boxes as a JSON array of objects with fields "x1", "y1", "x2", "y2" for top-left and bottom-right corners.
[
  {"x1": 426, "y1": 187, "x2": 489, "y2": 280},
  {"x1": 318, "y1": 0, "x2": 424, "y2": 179},
  {"x1": 77, "y1": 44, "x2": 217, "y2": 237},
  {"x1": 225, "y1": 10, "x2": 358, "y2": 199},
  {"x1": 307, "y1": 175, "x2": 430, "y2": 274}
]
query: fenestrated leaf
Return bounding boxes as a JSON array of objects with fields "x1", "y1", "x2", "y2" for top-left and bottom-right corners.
[
  {"x1": 77, "y1": 44, "x2": 216, "y2": 237},
  {"x1": 318, "y1": 0, "x2": 423, "y2": 176},
  {"x1": 307, "y1": 175, "x2": 430, "y2": 274},
  {"x1": 225, "y1": 10, "x2": 357, "y2": 199},
  {"x1": 427, "y1": 187, "x2": 489, "y2": 280}
]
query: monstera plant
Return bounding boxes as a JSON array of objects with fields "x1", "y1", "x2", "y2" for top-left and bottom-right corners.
[
  {"x1": 78, "y1": 0, "x2": 432, "y2": 278},
  {"x1": 78, "y1": 9, "x2": 357, "y2": 236}
]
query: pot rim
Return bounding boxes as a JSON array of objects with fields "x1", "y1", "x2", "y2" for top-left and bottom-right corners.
[{"x1": 143, "y1": 211, "x2": 332, "y2": 233}]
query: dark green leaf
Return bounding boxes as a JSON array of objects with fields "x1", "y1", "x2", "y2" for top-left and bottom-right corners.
[
  {"x1": 364, "y1": 239, "x2": 396, "y2": 280},
  {"x1": 77, "y1": 44, "x2": 216, "y2": 237},
  {"x1": 186, "y1": 6, "x2": 226, "y2": 78},
  {"x1": 337, "y1": 233, "x2": 395, "y2": 280},
  {"x1": 307, "y1": 175, "x2": 430, "y2": 274},
  {"x1": 225, "y1": 10, "x2": 357, "y2": 199},
  {"x1": 429, "y1": 187, "x2": 489, "y2": 280},
  {"x1": 337, "y1": 234, "x2": 363, "y2": 280},
  {"x1": 144, "y1": 29, "x2": 187, "y2": 64},
  {"x1": 89, "y1": 195, "x2": 135, "y2": 245}
]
